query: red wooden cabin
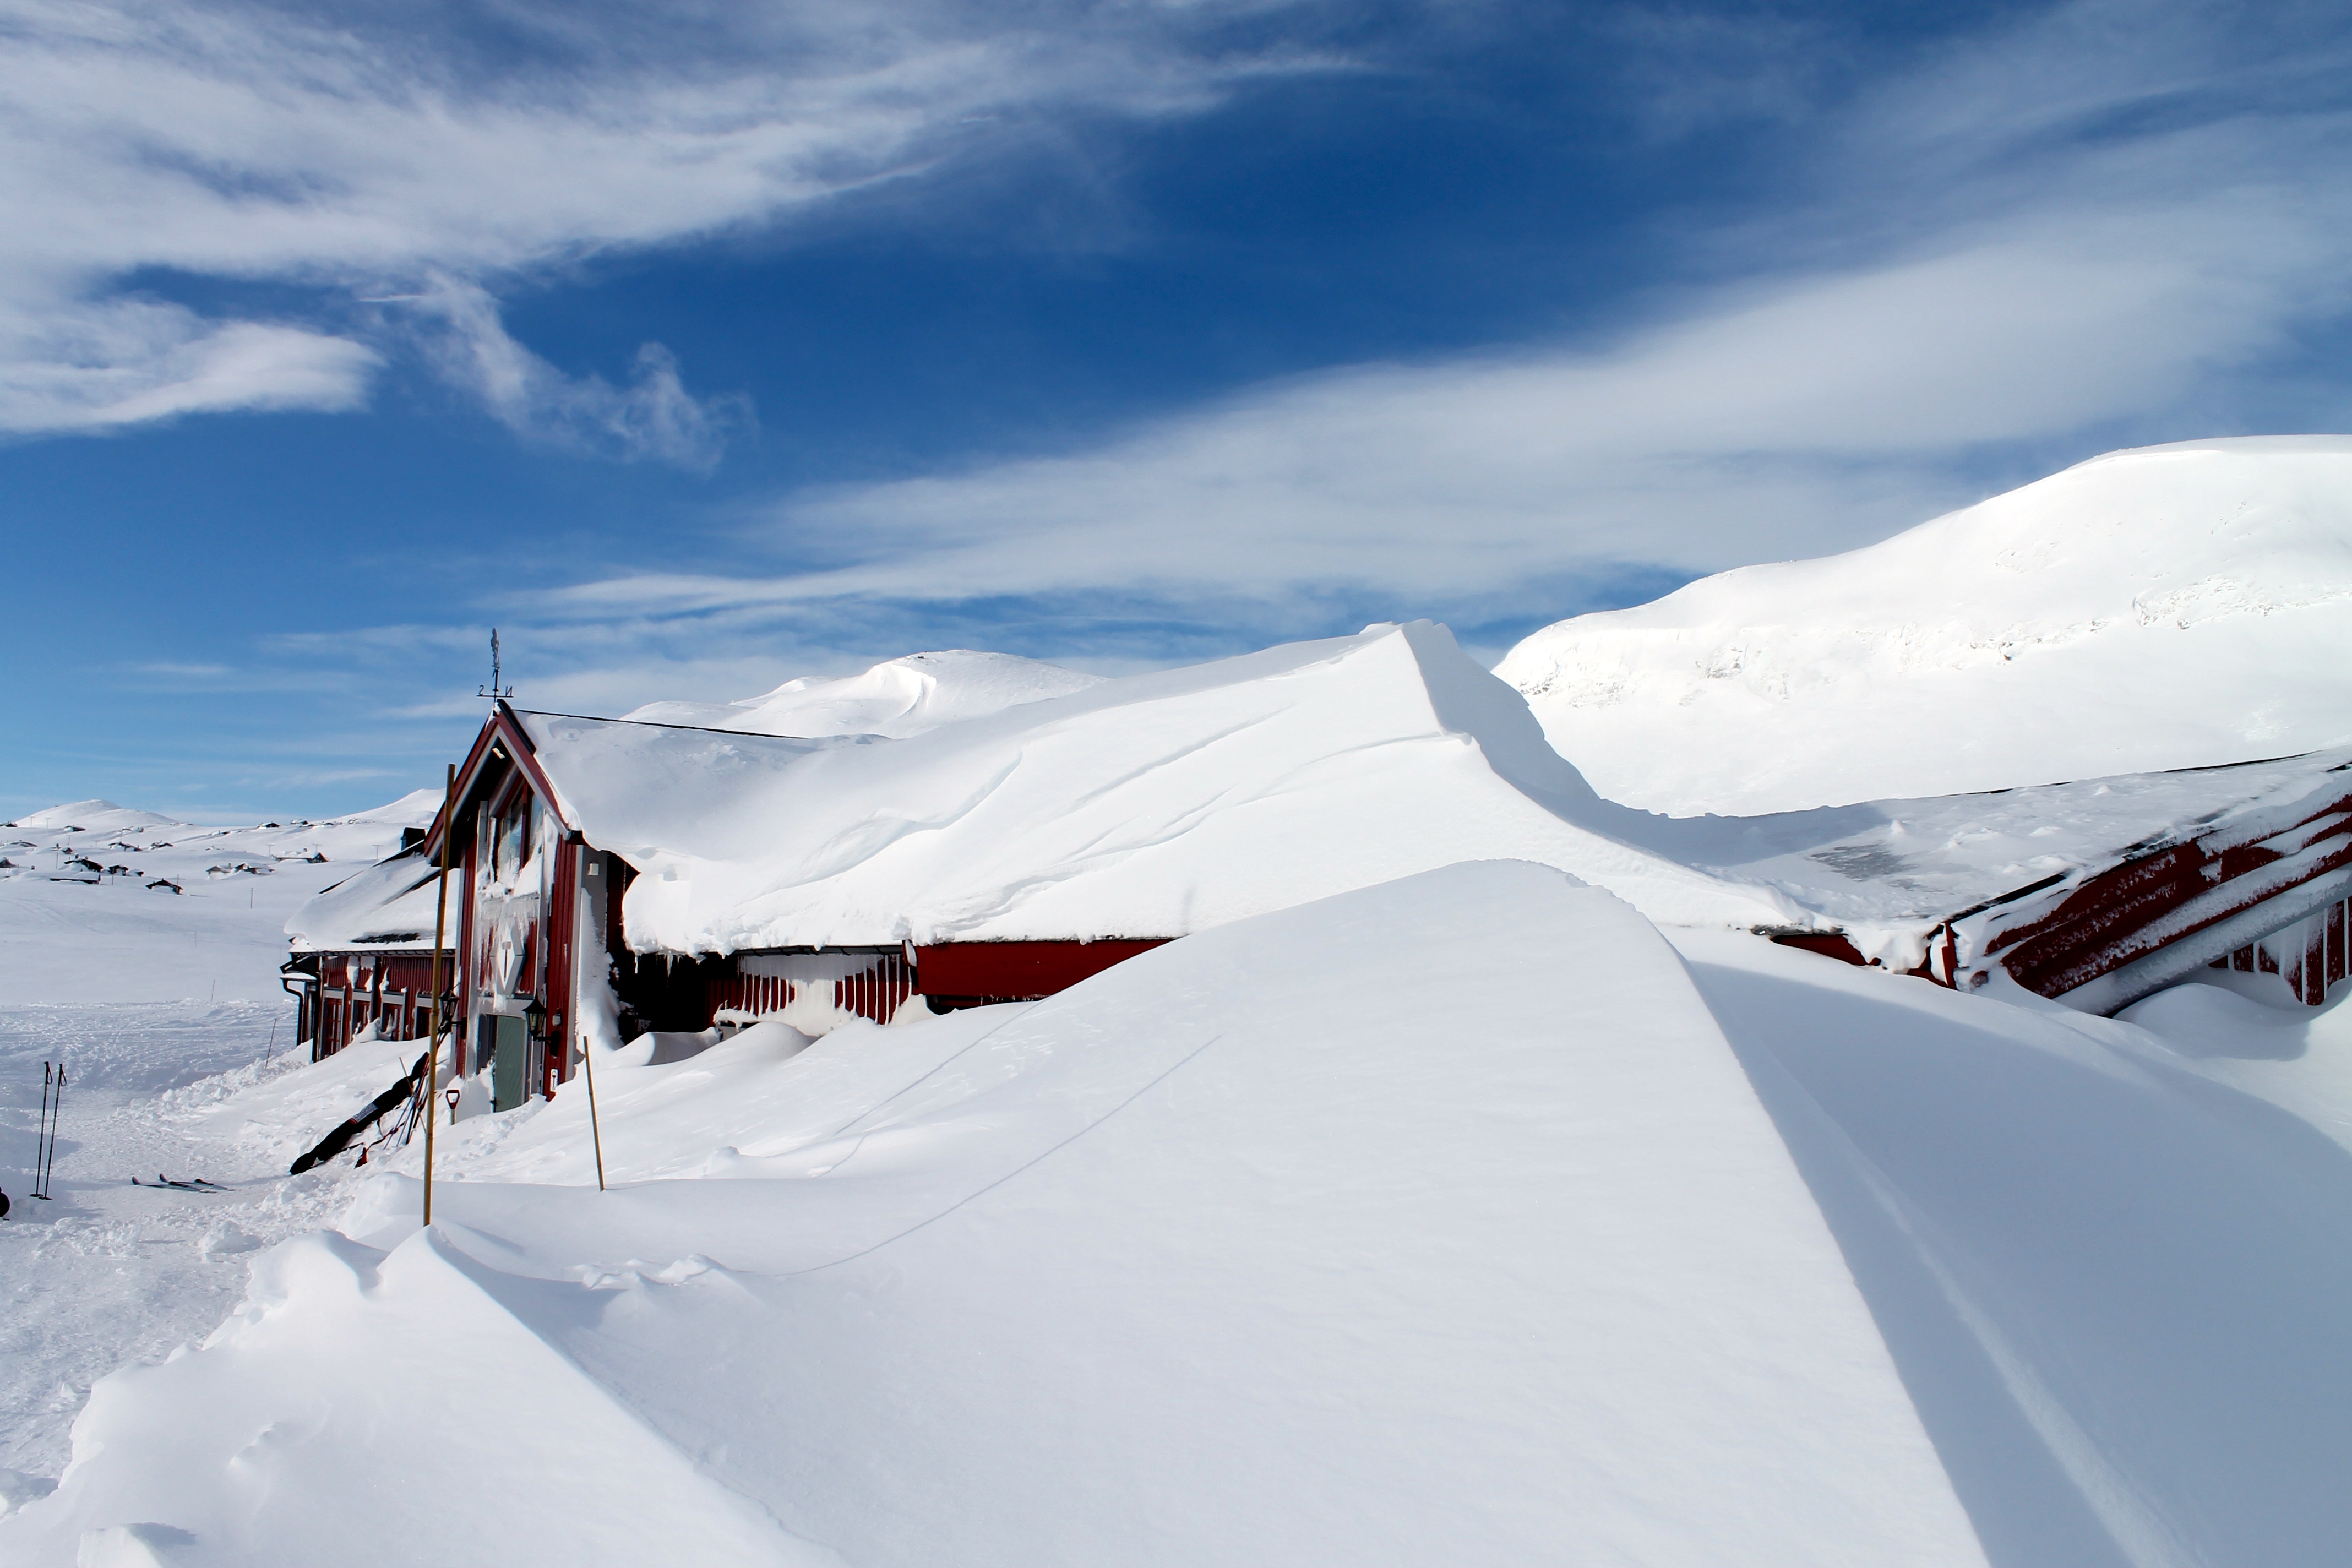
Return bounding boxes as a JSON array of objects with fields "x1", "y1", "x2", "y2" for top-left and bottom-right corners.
[{"x1": 398, "y1": 703, "x2": 1179, "y2": 1112}]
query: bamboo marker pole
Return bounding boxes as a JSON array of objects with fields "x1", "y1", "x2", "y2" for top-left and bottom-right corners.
[
  {"x1": 582, "y1": 1020, "x2": 608, "y2": 1192},
  {"x1": 422, "y1": 763, "x2": 457, "y2": 1227}
]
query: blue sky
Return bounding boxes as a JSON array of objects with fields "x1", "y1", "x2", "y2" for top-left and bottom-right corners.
[{"x1": 6, "y1": 0, "x2": 2352, "y2": 820}]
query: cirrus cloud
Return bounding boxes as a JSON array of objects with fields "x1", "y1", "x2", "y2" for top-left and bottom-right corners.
[
  {"x1": 536, "y1": 0, "x2": 2352, "y2": 628},
  {"x1": 0, "y1": 0, "x2": 1315, "y2": 447}
]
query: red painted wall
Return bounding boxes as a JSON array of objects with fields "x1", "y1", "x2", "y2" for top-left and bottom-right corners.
[
  {"x1": 914, "y1": 939, "x2": 1169, "y2": 1003},
  {"x1": 1986, "y1": 789, "x2": 2352, "y2": 999}
]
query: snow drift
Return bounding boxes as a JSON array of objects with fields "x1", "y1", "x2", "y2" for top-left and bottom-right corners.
[
  {"x1": 1680, "y1": 930, "x2": 2352, "y2": 1567},
  {"x1": 526, "y1": 620, "x2": 1799, "y2": 956},
  {"x1": 624, "y1": 649, "x2": 1102, "y2": 737},
  {"x1": 3, "y1": 863, "x2": 1983, "y2": 1567},
  {"x1": 1499, "y1": 437, "x2": 2352, "y2": 814},
  {"x1": 18, "y1": 830, "x2": 2352, "y2": 1568},
  {"x1": 21, "y1": 864, "x2": 2352, "y2": 1566}
]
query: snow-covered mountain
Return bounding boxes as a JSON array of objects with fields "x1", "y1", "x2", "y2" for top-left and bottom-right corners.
[
  {"x1": 1498, "y1": 437, "x2": 2352, "y2": 814},
  {"x1": 5, "y1": 800, "x2": 184, "y2": 834},
  {"x1": 623, "y1": 650, "x2": 1102, "y2": 738}
]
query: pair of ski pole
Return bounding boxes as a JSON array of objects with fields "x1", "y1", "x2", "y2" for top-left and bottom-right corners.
[{"x1": 32, "y1": 1061, "x2": 66, "y2": 1200}]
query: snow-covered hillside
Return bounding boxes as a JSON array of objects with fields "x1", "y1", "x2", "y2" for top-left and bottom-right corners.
[
  {"x1": 624, "y1": 650, "x2": 1102, "y2": 737},
  {"x1": 0, "y1": 791, "x2": 440, "y2": 1491},
  {"x1": 1499, "y1": 438, "x2": 2352, "y2": 814},
  {"x1": 0, "y1": 791, "x2": 438, "y2": 1007},
  {"x1": 8, "y1": 802, "x2": 182, "y2": 834}
]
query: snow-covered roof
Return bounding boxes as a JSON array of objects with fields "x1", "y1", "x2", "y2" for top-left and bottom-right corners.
[
  {"x1": 285, "y1": 848, "x2": 456, "y2": 954},
  {"x1": 623, "y1": 650, "x2": 1103, "y2": 738},
  {"x1": 1672, "y1": 748, "x2": 2352, "y2": 967},
  {"x1": 1500, "y1": 437, "x2": 2352, "y2": 814},
  {"x1": 515, "y1": 622, "x2": 1798, "y2": 955},
  {"x1": 295, "y1": 622, "x2": 2352, "y2": 978}
]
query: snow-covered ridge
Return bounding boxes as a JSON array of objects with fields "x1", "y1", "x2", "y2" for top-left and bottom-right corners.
[
  {"x1": 623, "y1": 650, "x2": 1102, "y2": 738},
  {"x1": 1499, "y1": 437, "x2": 2352, "y2": 814}
]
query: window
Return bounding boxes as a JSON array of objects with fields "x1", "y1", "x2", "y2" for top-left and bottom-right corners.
[{"x1": 495, "y1": 793, "x2": 530, "y2": 883}]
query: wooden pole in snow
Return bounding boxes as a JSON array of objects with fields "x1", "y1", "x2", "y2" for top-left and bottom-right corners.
[
  {"x1": 422, "y1": 763, "x2": 456, "y2": 1227},
  {"x1": 582, "y1": 1017, "x2": 607, "y2": 1193}
]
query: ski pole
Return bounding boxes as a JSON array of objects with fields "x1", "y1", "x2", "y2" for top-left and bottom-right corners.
[
  {"x1": 33, "y1": 1064, "x2": 52, "y2": 1200},
  {"x1": 40, "y1": 1066, "x2": 64, "y2": 1200}
]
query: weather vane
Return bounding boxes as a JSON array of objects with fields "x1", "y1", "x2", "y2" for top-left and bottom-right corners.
[{"x1": 478, "y1": 628, "x2": 514, "y2": 701}]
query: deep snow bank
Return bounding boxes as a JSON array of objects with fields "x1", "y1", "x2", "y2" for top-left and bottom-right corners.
[
  {"x1": 527, "y1": 621, "x2": 1796, "y2": 955},
  {"x1": 3, "y1": 863, "x2": 1980, "y2": 1567},
  {"x1": 1500, "y1": 438, "x2": 2352, "y2": 813},
  {"x1": 0, "y1": 1030, "x2": 431, "y2": 1481},
  {"x1": 1679, "y1": 933, "x2": 2352, "y2": 1568},
  {"x1": 624, "y1": 649, "x2": 1102, "y2": 737}
]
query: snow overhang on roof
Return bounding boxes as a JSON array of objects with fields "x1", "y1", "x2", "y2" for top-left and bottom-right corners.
[
  {"x1": 285, "y1": 846, "x2": 455, "y2": 953},
  {"x1": 1669, "y1": 748, "x2": 2352, "y2": 979}
]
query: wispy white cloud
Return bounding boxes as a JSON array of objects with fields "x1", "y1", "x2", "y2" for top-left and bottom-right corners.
[
  {"x1": 0, "y1": 0, "x2": 1305, "y2": 447},
  {"x1": 540, "y1": 0, "x2": 2352, "y2": 619},
  {"x1": 404, "y1": 278, "x2": 748, "y2": 467},
  {"x1": 0, "y1": 295, "x2": 378, "y2": 431},
  {"x1": 64, "y1": 0, "x2": 2352, "y2": 745}
]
